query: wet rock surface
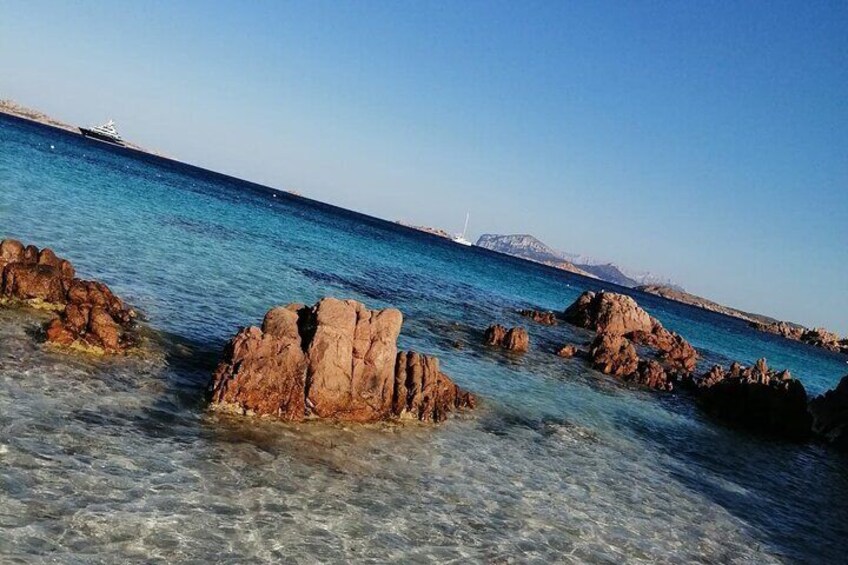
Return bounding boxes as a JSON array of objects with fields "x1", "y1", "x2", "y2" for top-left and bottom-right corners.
[
  {"x1": 483, "y1": 324, "x2": 529, "y2": 352},
  {"x1": 210, "y1": 298, "x2": 475, "y2": 423},
  {"x1": 1, "y1": 238, "x2": 136, "y2": 353}
]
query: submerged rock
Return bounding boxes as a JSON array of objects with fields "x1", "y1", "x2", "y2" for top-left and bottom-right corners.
[
  {"x1": 809, "y1": 375, "x2": 848, "y2": 451},
  {"x1": 483, "y1": 324, "x2": 529, "y2": 352},
  {"x1": 210, "y1": 298, "x2": 475, "y2": 423},
  {"x1": 519, "y1": 309, "x2": 558, "y2": 326},
  {"x1": 0, "y1": 238, "x2": 136, "y2": 353},
  {"x1": 695, "y1": 359, "x2": 812, "y2": 441},
  {"x1": 556, "y1": 344, "x2": 580, "y2": 358}
]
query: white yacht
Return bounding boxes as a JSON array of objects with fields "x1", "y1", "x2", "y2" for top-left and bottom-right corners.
[
  {"x1": 79, "y1": 119, "x2": 125, "y2": 146},
  {"x1": 452, "y1": 212, "x2": 473, "y2": 246}
]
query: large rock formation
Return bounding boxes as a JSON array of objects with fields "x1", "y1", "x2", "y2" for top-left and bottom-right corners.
[
  {"x1": 563, "y1": 291, "x2": 698, "y2": 376},
  {"x1": 483, "y1": 324, "x2": 529, "y2": 352},
  {"x1": 809, "y1": 375, "x2": 848, "y2": 451},
  {"x1": 1, "y1": 239, "x2": 136, "y2": 353},
  {"x1": 210, "y1": 298, "x2": 475, "y2": 423},
  {"x1": 564, "y1": 291, "x2": 654, "y2": 335},
  {"x1": 695, "y1": 359, "x2": 812, "y2": 441}
]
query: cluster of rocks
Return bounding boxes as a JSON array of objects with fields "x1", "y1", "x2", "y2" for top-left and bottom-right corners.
[
  {"x1": 518, "y1": 309, "x2": 558, "y2": 326},
  {"x1": 686, "y1": 359, "x2": 812, "y2": 441},
  {"x1": 553, "y1": 290, "x2": 848, "y2": 449},
  {"x1": 1, "y1": 239, "x2": 136, "y2": 353},
  {"x1": 483, "y1": 324, "x2": 529, "y2": 352},
  {"x1": 560, "y1": 291, "x2": 699, "y2": 390},
  {"x1": 751, "y1": 320, "x2": 848, "y2": 355},
  {"x1": 210, "y1": 298, "x2": 475, "y2": 423}
]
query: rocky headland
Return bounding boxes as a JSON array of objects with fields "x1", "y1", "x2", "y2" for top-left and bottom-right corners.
[
  {"x1": 638, "y1": 284, "x2": 847, "y2": 356},
  {"x1": 1, "y1": 238, "x2": 137, "y2": 353},
  {"x1": 210, "y1": 298, "x2": 475, "y2": 423}
]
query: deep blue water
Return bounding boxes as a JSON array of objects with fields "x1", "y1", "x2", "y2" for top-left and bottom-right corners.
[{"x1": 1, "y1": 114, "x2": 846, "y2": 563}]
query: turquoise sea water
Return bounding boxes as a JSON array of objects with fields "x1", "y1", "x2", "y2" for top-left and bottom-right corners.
[{"x1": 1, "y1": 114, "x2": 846, "y2": 563}]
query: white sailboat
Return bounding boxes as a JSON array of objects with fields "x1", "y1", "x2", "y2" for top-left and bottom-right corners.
[{"x1": 452, "y1": 212, "x2": 473, "y2": 246}]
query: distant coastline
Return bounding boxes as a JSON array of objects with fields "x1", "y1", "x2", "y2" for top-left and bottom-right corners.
[
  {"x1": 638, "y1": 285, "x2": 848, "y2": 355},
  {"x1": 0, "y1": 99, "x2": 162, "y2": 156},
  {"x1": 4, "y1": 98, "x2": 843, "y2": 355}
]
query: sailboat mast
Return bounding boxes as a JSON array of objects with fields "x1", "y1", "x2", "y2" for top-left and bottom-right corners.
[{"x1": 462, "y1": 212, "x2": 469, "y2": 237}]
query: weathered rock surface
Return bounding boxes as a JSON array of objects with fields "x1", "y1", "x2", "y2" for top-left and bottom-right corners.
[
  {"x1": 809, "y1": 375, "x2": 848, "y2": 451},
  {"x1": 588, "y1": 332, "x2": 639, "y2": 378},
  {"x1": 564, "y1": 291, "x2": 654, "y2": 335},
  {"x1": 519, "y1": 309, "x2": 558, "y2": 326},
  {"x1": 563, "y1": 291, "x2": 698, "y2": 376},
  {"x1": 483, "y1": 324, "x2": 529, "y2": 352},
  {"x1": 629, "y1": 359, "x2": 673, "y2": 391},
  {"x1": 1, "y1": 238, "x2": 136, "y2": 353},
  {"x1": 695, "y1": 359, "x2": 812, "y2": 441},
  {"x1": 210, "y1": 298, "x2": 475, "y2": 423}
]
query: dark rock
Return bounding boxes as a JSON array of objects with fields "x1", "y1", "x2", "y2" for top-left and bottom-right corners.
[
  {"x1": 210, "y1": 298, "x2": 475, "y2": 423},
  {"x1": 809, "y1": 375, "x2": 848, "y2": 451},
  {"x1": 696, "y1": 359, "x2": 812, "y2": 441},
  {"x1": 483, "y1": 324, "x2": 507, "y2": 347},
  {"x1": 627, "y1": 359, "x2": 673, "y2": 391}
]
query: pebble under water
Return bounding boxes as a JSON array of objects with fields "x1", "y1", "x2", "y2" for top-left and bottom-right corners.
[{"x1": 1, "y1": 115, "x2": 847, "y2": 563}]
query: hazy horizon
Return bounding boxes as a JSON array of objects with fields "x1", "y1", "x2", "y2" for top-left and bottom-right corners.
[{"x1": 2, "y1": 1, "x2": 846, "y2": 333}]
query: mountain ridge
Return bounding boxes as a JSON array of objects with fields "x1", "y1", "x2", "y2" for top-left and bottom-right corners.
[{"x1": 474, "y1": 233, "x2": 680, "y2": 290}]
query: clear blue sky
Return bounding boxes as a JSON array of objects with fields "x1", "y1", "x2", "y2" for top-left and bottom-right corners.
[{"x1": 2, "y1": 1, "x2": 846, "y2": 332}]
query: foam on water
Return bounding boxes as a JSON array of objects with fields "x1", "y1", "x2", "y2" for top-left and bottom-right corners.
[{"x1": 1, "y1": 115, "x2": 847, "y2": 563}]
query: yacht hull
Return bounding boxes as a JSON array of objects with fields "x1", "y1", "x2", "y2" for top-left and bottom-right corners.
[{"x1": 79, "y1": 127, "x2": 125, "y2": 146}]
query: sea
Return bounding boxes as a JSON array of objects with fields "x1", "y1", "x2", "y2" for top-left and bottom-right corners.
[{"x1": 1, "y1": 114, "x2": 846, "y2": 563}]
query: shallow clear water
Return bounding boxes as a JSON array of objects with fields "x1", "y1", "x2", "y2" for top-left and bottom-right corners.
[{"x1": 1, "y1": 115, "x2": 846, "y2": 563}]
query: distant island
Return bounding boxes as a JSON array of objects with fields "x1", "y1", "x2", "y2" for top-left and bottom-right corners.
[{"x1": 474, "y1": 233, "x2": 678, "y2": 288}]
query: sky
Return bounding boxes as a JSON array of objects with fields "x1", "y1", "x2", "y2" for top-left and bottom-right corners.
[{"x1": 1, "y1": 1, "x2": 846, "y2": 332}]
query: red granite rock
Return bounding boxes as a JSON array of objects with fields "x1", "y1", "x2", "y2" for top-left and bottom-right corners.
[
  {"x1": 210, "y1": 298, "x2": 475, "y2": 423},
  {"x1": 483, "y1": 324, "x2": 529, "y2": 352},
  {"x1": 519, "y1": 309, "x2": 558, "y2": 326}
]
